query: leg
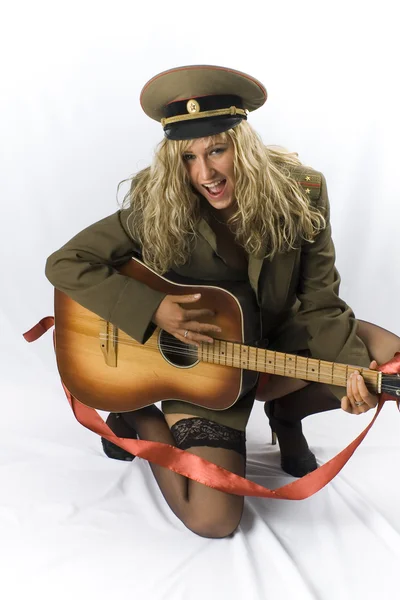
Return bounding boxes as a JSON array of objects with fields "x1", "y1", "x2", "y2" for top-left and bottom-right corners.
[
  {"x1": 106, "y1": 405, "x2": 246, "y2": 538},
  {"x1": 357, "y1": 319, "x2": 400, "y2": 364},
  {"x1": 264, "y1": 381, "x2": 340, "y2": 477},
  {"x1": 101, "y1": 412, "x2": 138, "y2": 461},
  {"x1": 259, "y1": 319, "x2": 400, "y2": 477}
]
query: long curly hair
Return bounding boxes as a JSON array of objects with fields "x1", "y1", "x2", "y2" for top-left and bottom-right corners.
[{"x1": 119, "y1": 121, "x2": 326, "y2": 273}]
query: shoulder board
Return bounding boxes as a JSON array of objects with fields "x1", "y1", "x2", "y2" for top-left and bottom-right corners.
[{"x1": 291, "y1": 168, "x2": 322, "y2": 201}]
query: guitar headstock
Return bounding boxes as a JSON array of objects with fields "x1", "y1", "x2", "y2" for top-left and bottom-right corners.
[{"x1": 381, "y1": 374, "x2": 400, "y2": 398}]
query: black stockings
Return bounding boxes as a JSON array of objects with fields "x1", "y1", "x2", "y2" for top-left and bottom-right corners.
[{"x1": 108, "y1": 406, "x2": 246, "y2": 539}]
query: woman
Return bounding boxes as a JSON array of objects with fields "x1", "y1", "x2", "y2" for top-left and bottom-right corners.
[{"x1": 45, "y1": 65, "x2": 379, "y2": 538}]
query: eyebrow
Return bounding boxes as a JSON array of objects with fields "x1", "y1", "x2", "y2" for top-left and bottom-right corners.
[{"x1": 184, "y1": 141, "x2": 227, "y2": 153}]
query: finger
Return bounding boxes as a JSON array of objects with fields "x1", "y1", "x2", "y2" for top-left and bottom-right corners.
[
  {"x1": 169, "y1": 293, "x2": 201, "y2": 304},
  {"x1": 347, "y1": 371, "x2": 365, "y2": 414},
  {"x1": 351, "y1": 371, "x2": 374, "y2": 412},
  {"x1": 346, "y1": 374, "x2": 356, "y2": 413},
  {"x1": 179, "y1": 329, "x2": 214, "y2": 346},
  {"x1": 351, "y1": 371, "x2": 363, "y2": 404},
  {"x1": 183, "y1": 320, "x2": 222, "y2": 335},
  {"x1": 176, "y1": 332, "x2": 200, "y2": 348},
  {"x1": 184, "y1": 308, "x2": 216, "y2": 319},
  {"x1": 369, "y1": 360, "x2": 378, "y2": 370},
  {"x1": 354, "y1": 371, "x2": 378, "y2": 409},
  {"x1": 341, "y1": 395, "x2": 353, "y2": 414}
]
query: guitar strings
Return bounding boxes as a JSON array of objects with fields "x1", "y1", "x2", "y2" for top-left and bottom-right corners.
[
  {"x1": 98, "y1": 333, "x2": 382, "y2": 389},
  {"x1": 65, "y1": 316, "x2": 393, "y2": 391},
  {"x1": 98, "y1": 332, "x2": 369, "y2": 372},
  {"x1": 99, "y1": 332, "x2": 362, "y2": 368}
]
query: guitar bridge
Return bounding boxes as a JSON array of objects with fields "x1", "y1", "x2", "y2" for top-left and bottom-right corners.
[{"x1": 99, "y1": 319, "x2": 118, "y2": 367}]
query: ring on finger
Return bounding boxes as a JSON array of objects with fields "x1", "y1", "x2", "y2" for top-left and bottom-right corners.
[
  {"x1": 184, "y1": 330, "x2": 189, "y2": 338},
  {"x1": 354, "y1": 400, "x2": 365, "y2": 407}
]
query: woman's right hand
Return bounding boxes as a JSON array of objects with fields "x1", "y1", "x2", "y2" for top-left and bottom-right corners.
[{"x1": 152, "y1": 293, "x2": 221, "y2": 347}]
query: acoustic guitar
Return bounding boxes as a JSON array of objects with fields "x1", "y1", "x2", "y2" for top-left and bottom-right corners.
[{"x1": 53, "y1": 258, "x2": 400, "y2": 412}]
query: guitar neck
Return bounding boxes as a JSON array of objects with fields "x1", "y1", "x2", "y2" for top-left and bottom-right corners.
[{"x1": 199, "y1": 339, "x2": 382, "y2": 393}]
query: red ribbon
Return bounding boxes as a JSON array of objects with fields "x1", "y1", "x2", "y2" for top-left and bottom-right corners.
[
  {"x1": 23, "y1": 318, "x2": 400, "y2": 500},
  {"x1": 22, "y1": 317, "x2": 56, "y2": 342}
]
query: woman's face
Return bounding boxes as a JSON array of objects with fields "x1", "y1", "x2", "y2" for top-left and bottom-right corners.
[{"x1": 182, "y1": 136, "x2": 236, "y2": 214}]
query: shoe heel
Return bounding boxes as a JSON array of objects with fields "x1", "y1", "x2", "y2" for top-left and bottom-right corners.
[{"x1": 270, "y1": 426, "x2": 277, "y2": 446}]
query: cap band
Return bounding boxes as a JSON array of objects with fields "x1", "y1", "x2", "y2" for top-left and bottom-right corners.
[{"x1": 161, "y1": 105, "x2": 247, "y2": 127}]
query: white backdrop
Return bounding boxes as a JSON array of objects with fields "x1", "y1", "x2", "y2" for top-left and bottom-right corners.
[{"x1": 1, "y1": 1, "x2": 399, "y2": 599}]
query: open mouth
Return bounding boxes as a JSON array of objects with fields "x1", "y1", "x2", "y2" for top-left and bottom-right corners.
[{"x1": 202, "y1": 179, "x2": 227, "y2": 198}]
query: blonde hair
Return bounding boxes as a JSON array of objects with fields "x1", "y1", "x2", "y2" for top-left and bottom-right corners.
[{"x1": 119, "y1": 121, "x2": 326, "y2": 273}]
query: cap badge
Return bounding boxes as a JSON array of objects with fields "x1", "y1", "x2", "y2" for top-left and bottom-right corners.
[{"x1": 186, "y1": 99, "x2": 200, "y2": 114}]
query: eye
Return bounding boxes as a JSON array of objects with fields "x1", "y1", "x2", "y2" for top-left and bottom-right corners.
[
  {"x1": 210, "y1": 146, "x2": 226, "y2": 156},
  {"x1": 182, "y1": 153, "x2": 195, "y2": 162}
]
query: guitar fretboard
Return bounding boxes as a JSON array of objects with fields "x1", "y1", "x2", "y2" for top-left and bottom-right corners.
[{"x1": 199, "y1": 339, "x2": 381, "y2": 393}]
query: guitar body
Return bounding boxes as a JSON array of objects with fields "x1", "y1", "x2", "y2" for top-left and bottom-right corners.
[{"x1": 54, "y1": 258, "x2": 261, "y2": 412}]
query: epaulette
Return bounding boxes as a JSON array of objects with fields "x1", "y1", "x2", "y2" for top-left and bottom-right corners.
[{"x1": 291, "y1": 168, "x2": 322, "y2": 202}]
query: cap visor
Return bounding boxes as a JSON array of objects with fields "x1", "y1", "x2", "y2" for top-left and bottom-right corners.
[{"x1": 164, "y1": 116, "x2": 244, "y2": 140}]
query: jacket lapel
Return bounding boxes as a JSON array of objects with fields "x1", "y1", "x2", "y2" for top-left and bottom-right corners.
[{"x1": 248, "y1": 253, "x2": 264, "y2": 298}]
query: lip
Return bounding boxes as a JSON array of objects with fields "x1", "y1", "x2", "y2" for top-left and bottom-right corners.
[{"x1": 201, "y1": 179, "x2": 227, "y2": 199}]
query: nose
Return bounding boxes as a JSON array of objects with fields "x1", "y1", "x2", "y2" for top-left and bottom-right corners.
[{"x1": 198, "y1": 157, "x2": 215, "y2": 181}]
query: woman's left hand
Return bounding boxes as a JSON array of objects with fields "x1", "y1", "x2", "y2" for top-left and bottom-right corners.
[{"x1": 341, "y1": 360, "x2": 380, "y2": 414}]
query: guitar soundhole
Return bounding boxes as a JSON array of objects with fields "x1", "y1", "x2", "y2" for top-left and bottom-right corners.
[{"x1": 158, "y1": 330, "x2": 199, "y2": 368}]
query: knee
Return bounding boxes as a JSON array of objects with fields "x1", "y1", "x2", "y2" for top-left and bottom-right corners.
[{"x1": 184, "y1": 512, "x2": 241, "y2": 539}]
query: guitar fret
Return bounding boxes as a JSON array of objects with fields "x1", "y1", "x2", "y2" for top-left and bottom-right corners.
[
  {"x1": 220, "y1": 342, "x2": 224, "y2": 365},
  {"x1": 233, "y1": 343, "x2": 241, "y2": 369},
  {"x1": 285, "y1": 354, "x2": 296, "y2": 377},
  {"x1": 215, "y1": 341, "x2": 220, "y2": 364},
  {"x1": 241, "y1": 344, "x2": 246, "y2": 369},
  {"x1": 319, "y1": 360, "x2": 334, "y2": 385},
  {"x1": 265, "y1": 350, "x2": 274, "y2": 374},
  {"x1": 332, "y1": 364, "x2": 348, "y2": 387},
  {"x1": 211, "y1": 340, "x2": 215, "y2": 364},
  {"x1": 258, "y1": 347, "x2": 266, "y2": 372},
  {"x1": 213, "y1": 340, "x2": 219, "y2": 364},
  {"x1": 220, "y1": 340, "x2": 226, "y2": 365},
  {"x1": 249, "y1": 346, "x2": 257, "y2": 371},
  {"x1": 225, "y1": 342, "x2": 233, "y2": 367},
  {"x1": 264, "y1": 350, "x2": 274, "y2": 373},
  {"x1": 307, "y1": 358, "x2": 320, "y2": 382},
  {"x1": 275, "y1": 352, "x2": 285, "y2": 376},
  {"x1": 296, "y1": 355, "x2": 307, "y2": 380}
]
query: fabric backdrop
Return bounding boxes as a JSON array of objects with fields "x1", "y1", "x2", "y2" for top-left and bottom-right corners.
[{"x1": 1, "y1": 1, "x2": 399, "y2": 599}]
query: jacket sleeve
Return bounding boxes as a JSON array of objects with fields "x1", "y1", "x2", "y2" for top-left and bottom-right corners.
[
  {"x1": 295, "y1": 173, "x2": 371, "y2": 397},
  {"x1": 45, "y1": 209, "x2": 166, "y2": 343}
]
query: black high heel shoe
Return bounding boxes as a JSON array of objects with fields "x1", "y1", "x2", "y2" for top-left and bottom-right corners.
[
  {"x1": 264, "y1": 400, "x2": 318, "y2": 478},
  {"x1": 101, "y1": 413, "x2": 137, "y2": 461}
]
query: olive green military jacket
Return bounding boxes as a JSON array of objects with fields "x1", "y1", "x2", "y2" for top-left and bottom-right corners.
[{"x1": 45, "y1": 168, "x2": 371, "y2": 398}]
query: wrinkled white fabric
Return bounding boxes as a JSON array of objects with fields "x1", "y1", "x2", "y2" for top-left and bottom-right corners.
[{"x1": 1, "y1": 1, "x2": 399, "y2": 598}]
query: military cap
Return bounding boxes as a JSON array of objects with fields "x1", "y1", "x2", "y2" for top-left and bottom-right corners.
[{"x1": 140, "y1": 65, "x2": 267, "y2": 140}]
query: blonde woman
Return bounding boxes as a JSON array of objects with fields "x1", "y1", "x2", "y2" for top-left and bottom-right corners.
[{"x1": 45, "y1": 65, "x2": 379, "y2": 538}]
